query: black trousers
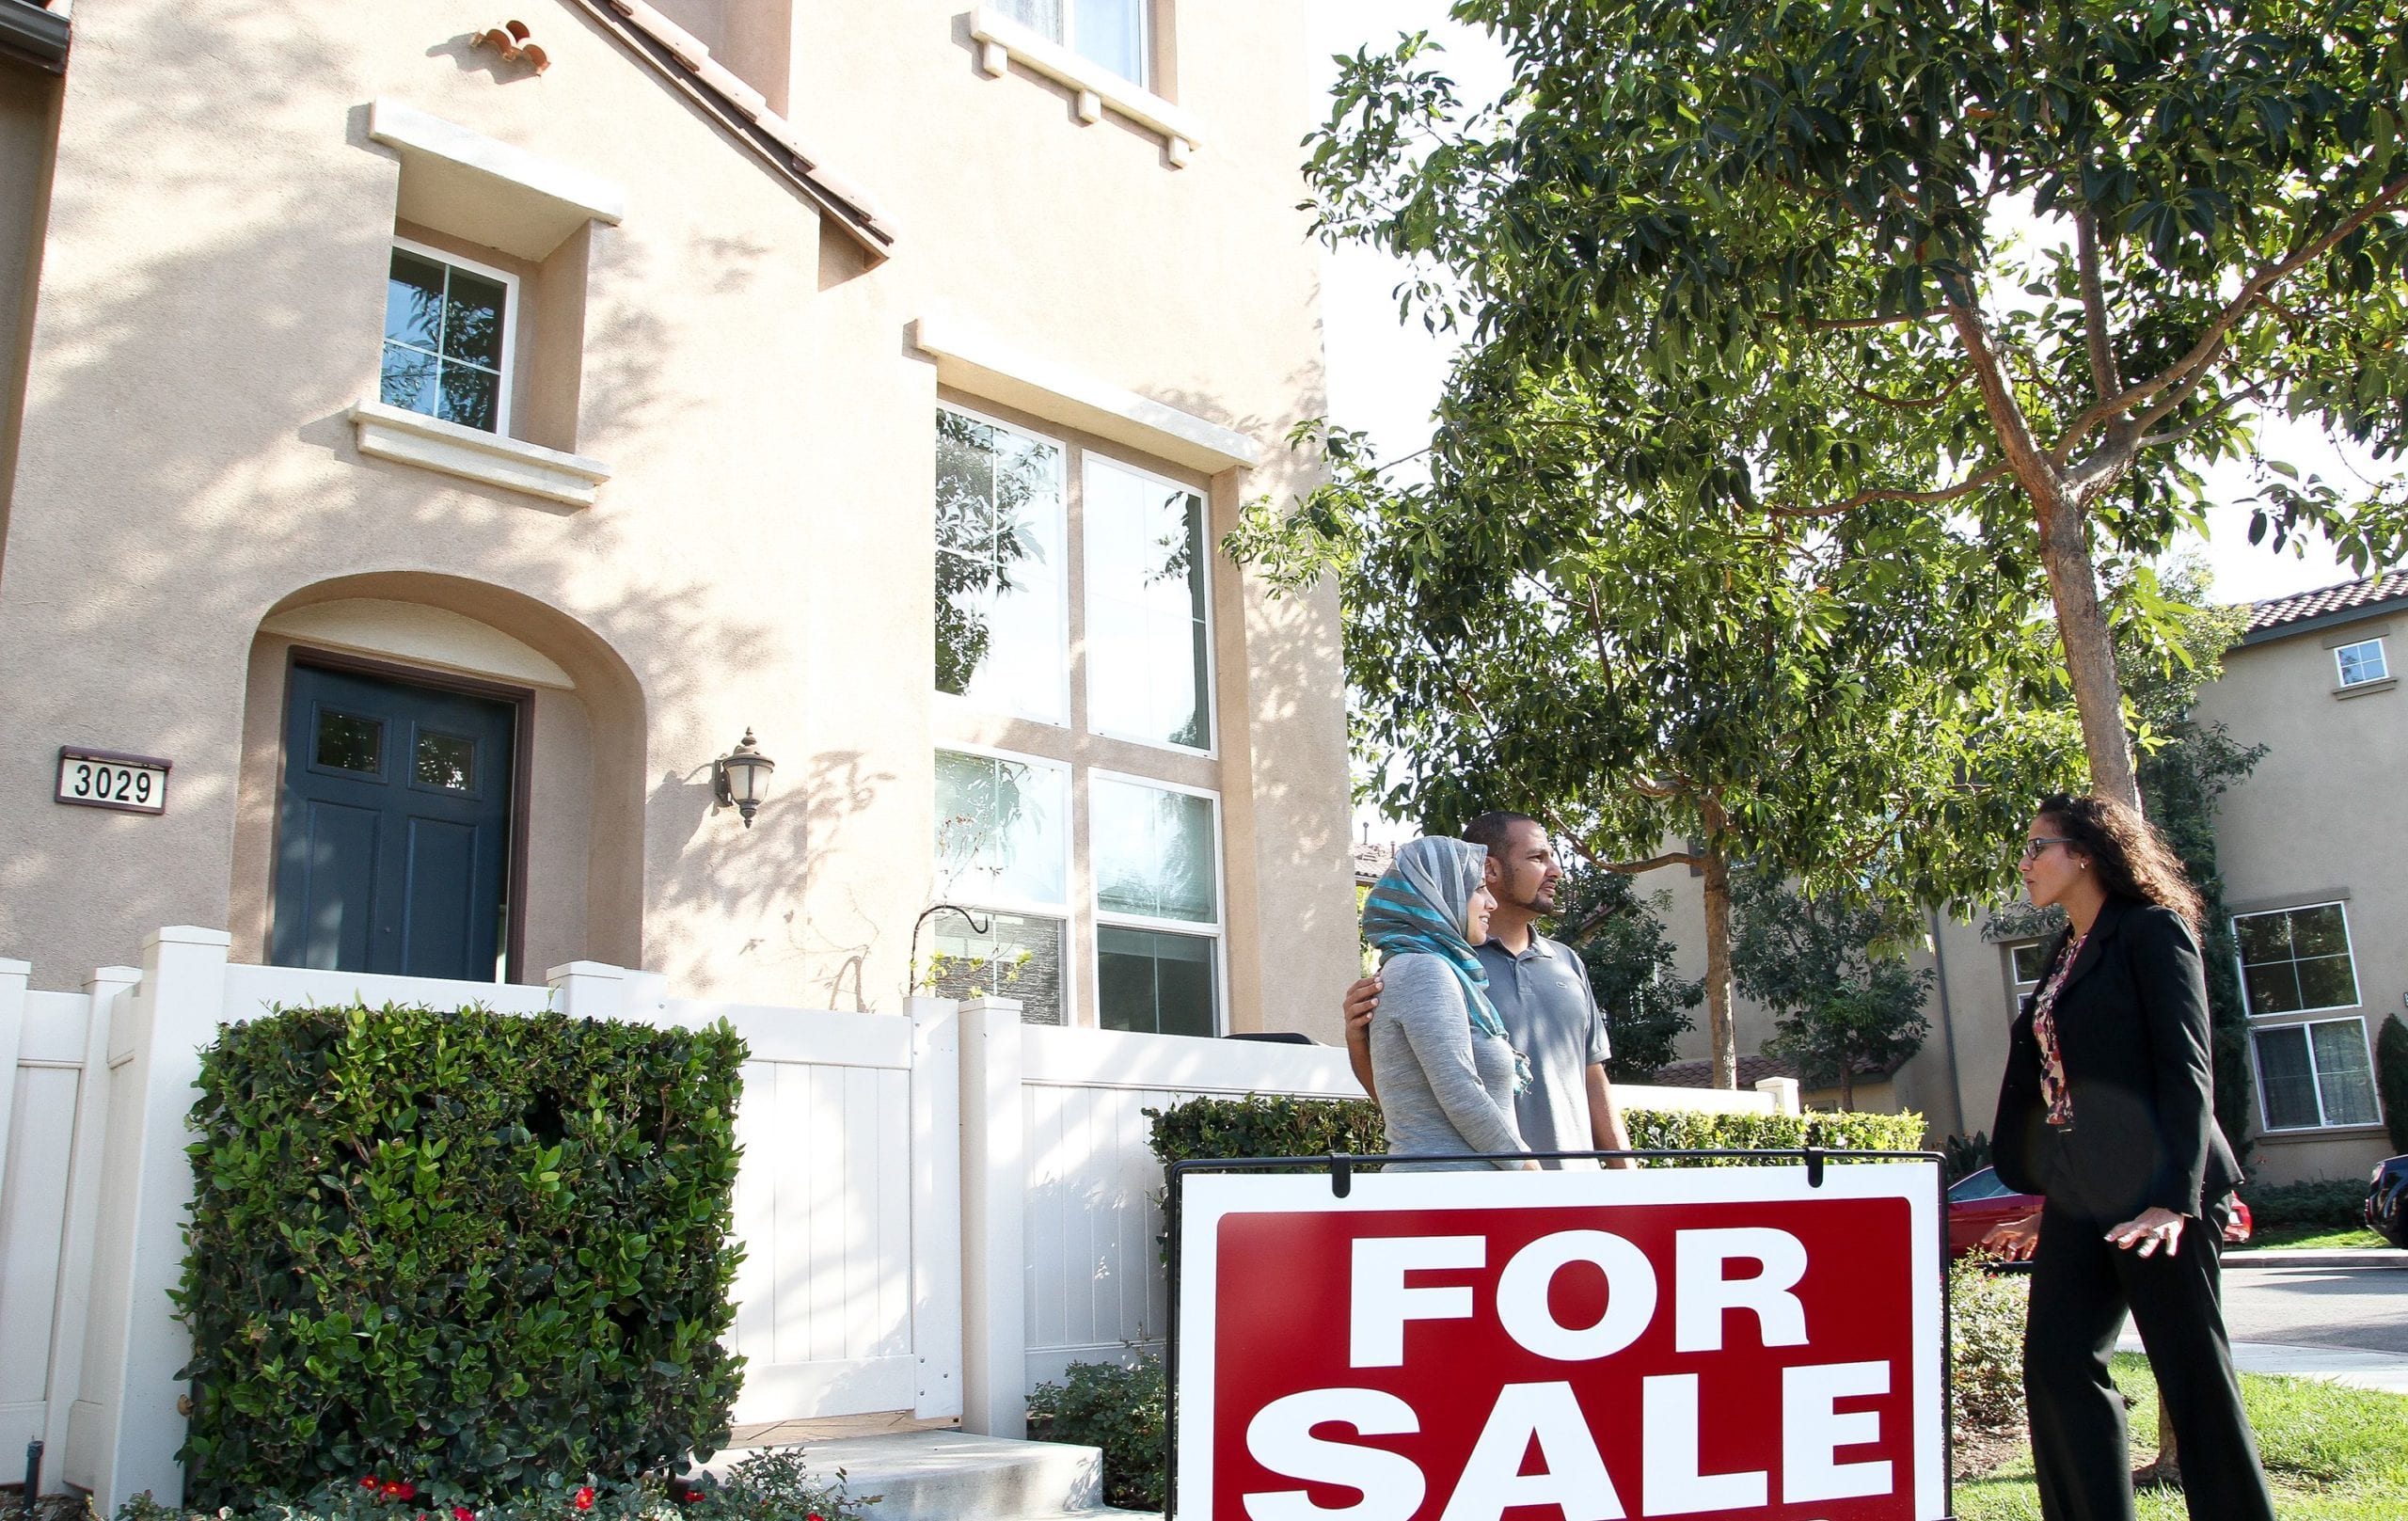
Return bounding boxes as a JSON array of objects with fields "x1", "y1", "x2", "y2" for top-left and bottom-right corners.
[{"x1": 2022, "y1": 1196, "x2": 2277, "y2": 1521}]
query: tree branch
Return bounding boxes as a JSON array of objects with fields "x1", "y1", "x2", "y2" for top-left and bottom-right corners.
[
  {"x1": 2075, "y1": 209, "x2": 2124, "y2": 404},
  {"x1": 1794, "y1": 307, "x2": 1969, "y2": 331},
  {"x1": 1595, "y1": 849, "x2": 1703, "y2": 874},
  {"x1": 1767, "y1": 461, "x2": 2012, "y2": 518},
  {"x1": 1850, "y1": 370, "x2": 1971, "y2": 411}
]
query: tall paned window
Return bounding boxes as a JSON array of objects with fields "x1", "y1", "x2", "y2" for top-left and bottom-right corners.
[
  {"x1": 382, "y1": 243, "x2": 512, "y2": 434},
  {"x1": 2232, "y1": 903, "x2": 2359, "y2": 1016},
  {"x1": 935, "y1": 407, "x2": 1069, "y2": 724},
  {"x1": 932, "y1": 749, "x2": 1070, "y2": 1024},
  {"x1": 2253, "y1": 1019, "x2": 2382, "y2": 1130},
  {"x1": 1092, "y1": 775, "x2": 1219, "y2": 1036},
  {"x1": 1085, "y1": 456, "x2": 1212, "y2": 752},
  {"x1": 995, "y1": 0, "x2": 1148, "y2": 84}
]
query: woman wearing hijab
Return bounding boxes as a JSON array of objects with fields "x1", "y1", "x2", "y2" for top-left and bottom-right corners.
[
  {"x1": 1360, "y1": 836, "x2": 1535, "y2": 1170},
  {"x1": 1984, "y1": 792, "x2": 2274, "y2": 1521}
]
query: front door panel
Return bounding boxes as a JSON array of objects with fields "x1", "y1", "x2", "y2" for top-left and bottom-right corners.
[{"x1": 272, "y1": 663, "x2": 517, "y2": 980}]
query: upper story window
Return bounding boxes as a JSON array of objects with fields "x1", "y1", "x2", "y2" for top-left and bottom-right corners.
[
  {"x1": 995, "y1": 0, "x2": 1149, "y2": 86},
  {"x1": 1085, "y1": 455, "x2": 1212, "y2": 753},
  {"x1": 381, "y1": 242, "x2": 514, "y2": 435},
  {"x1": 2232, "y1": 902, "x2": 2359, "y2": 1017},
  {"x1": 2335, "y1": 636, "x2": 2389, "y2": 689},
  {"x1": 935, "y1": 406, "x2": 1069, "y2": 725}
]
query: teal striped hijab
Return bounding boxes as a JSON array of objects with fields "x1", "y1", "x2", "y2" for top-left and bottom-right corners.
[{"x1": 1362, "y1": 836, "x2": 1531, "y2": 1094}]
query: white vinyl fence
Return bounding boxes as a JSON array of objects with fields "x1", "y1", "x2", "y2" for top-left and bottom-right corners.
[{"x1": 0, "y1": 929, "x2": 1798, "y2": 1512}]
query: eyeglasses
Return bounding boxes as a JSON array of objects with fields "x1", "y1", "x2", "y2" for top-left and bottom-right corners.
[{"x1": 2019, "y1": 836, "x2": 2076, "y2": 863}]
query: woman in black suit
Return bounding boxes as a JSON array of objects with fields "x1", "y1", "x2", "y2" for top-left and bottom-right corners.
[{"x1": 1982, "y1": 792, "x2": 2274, "y2": 1521}]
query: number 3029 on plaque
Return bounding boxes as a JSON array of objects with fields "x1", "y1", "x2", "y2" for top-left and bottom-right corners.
[{"x1": 55, "y1": 746, "x2": 170, "y2": 816}]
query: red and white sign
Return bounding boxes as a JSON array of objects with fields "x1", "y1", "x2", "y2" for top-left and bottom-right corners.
[{"x1": 1173, "y1": 1163, "x2": 1945, "y2": 1521}]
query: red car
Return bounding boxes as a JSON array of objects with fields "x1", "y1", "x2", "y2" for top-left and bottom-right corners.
[{"x1": 1946, "y1": 1166, "x2": 2253, "y2": 1260}]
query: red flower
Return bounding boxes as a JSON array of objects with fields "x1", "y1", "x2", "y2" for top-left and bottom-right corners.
[
  {"x1": 572, "y1": 1487, "x2": 594, "y2": 1512},
  {"x1": 382, "y1": 1481, "x2": 416, "y2": 1501},
  {"x1": 361, "y1": 1478, "x2": 382, "y2": 1493},
  {"x1": 453, "y1": 1508, "x2": 475, "y2": 1521}
]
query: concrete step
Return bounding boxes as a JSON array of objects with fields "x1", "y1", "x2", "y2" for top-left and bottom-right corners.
[{"x1": 703, "y1": 1431, "x2": 1146, "y2": 1521}]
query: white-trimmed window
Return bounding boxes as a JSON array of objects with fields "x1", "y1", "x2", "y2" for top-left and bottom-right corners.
[
  {"x1": 2232, "y1": 902, "x2": 2359, "y2": 1017},
  {"x1": 1085, "y1": 453, "x2": 1212, "y2": 753},
  {"x1": 1091, "y1": 772, "x2": 1221, "y2": 1037},
  {"x1": 2007, "y1": 941, "x2": 2048, "y2": 996},
  {"x1": 2336, "y1": 637, "x2": 2389, "y2": 688},
  {"x1": 935, "y1": 405, "x2": 1070, "y2": 725},
  {"x1": 381, "y1": 240, "x2": 515, "y2": 434},
  {"x1": 2253, "y1": 1017, "x2": 2382, "y2": 1131},
  {"x1": 995, "y1": 0, "x2": 1149, "y2": 85},
  {"x1": 932, "y1": 747, "x2": 1071, "y2": 1024}
]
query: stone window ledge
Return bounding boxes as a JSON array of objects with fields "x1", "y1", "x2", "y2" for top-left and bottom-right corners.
[
  {"x1": 349, "y1": 400, "x2": 611, "y2": 508},
  {"x1": 2335, "y1": 675, "x2": 2397, "y2": 699},
  {"x1": 967, "y1": 4, "x2": 1202, "y2": 166}
]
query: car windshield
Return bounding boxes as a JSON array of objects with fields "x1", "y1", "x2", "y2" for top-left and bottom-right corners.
[{"x1": 1948, "y1": 1167, "x2": 2015, "y2": 1202}]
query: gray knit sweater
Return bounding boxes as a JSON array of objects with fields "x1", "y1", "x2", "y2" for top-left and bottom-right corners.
[{"x1": 1370, "y1": 954, "x2": 1528, "y2": 1171}]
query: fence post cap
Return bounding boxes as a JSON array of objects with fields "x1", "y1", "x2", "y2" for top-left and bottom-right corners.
[
  {"x1": 0, "y1": 957, "x2": 29, "y2": 976},
  {"x1": 144, "y1": 926, "x2": 232, "y2": 949},
  {"x1": 545, "y1": 960, "x2": 627, "y2": 983}
]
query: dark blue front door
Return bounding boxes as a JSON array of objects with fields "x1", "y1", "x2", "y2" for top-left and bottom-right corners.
[{"x1": 271, "y1": 662, "x2": 517, "y2": 979}]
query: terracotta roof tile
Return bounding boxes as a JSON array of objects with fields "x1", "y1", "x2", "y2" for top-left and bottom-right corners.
[
  {"x1": 2244, "y1": 571, "x2": 2408, "y2": 635},
  {"x1": 1646, "y1": 1054, "x2": 1802, "y2": 1088}
]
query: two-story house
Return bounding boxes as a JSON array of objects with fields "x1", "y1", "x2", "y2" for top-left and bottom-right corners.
[{"x1": 0, "y1": 0, "x2": 1359, "y2": 1038}]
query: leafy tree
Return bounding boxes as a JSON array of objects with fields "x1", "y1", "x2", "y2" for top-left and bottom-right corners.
[
  {"x1": 1232, "y1": 416, "x2": 2084, "y2": 1085},
  {"x1": 1304, "y1": 0, "x2": 2408, "y2": 811},
  {"x1": 1733, "y1": 869, "x2": 1933, "y2": 1109},
  {"x1": 1549, "y1": 866, "x2": 1703, "y2": 1081}
]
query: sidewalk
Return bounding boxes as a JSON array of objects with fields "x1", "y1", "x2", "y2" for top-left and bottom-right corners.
[
  {"x1": 2114, "y1": 1332, "x2": 2408, "y2": 1394},
  {"x1": 2219, "y1": 1246, "x2": 2406, "y2": 1269}
]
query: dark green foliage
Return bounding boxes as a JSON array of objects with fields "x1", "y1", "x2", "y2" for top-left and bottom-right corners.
[
  {"x1": 2376, "y1": 1014, "x2": 2408, "y2": 1153},
  {"x1": 1550, "y1": 867, "x2": 1702, "y2": 1081},
  {"x1": 1944, "y1": 1131, "x2": 1994, "y2": 1185},
  {"x1": 1144, "y1": 1094, "x2": 1926, "y2": 1169},
  {"x1": 2236, "y1": 1178, "x2": 2375, "y2": 1230},
  {"x1": 176, "y1": 1002, "x2": 747, "y2": 1506},
  {"x1": 1732, "y1": 871, "x2": 1931, "y2": 1109},
  {"x1": 1025, "y1": 1357, "x2": 1165, "y2": 1512},
  {"x1": 113, "y1": 1450, "x2": 871, "y2": 1521}
]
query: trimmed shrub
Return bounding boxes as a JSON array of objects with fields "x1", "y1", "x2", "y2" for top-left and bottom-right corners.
[
  {"x1": 1026, "y1": 1356, "x2": 1165, "y2": 1512},
  {"x1": 1948, "y1": 1256, "x2": 2028, "y2": 1434},
  {"x1": 176, "y1": 1002, "x2": 747, "y2": 1506},
  {"x1": 1144, "y1": 1093, "x2": 1927, "y2": 1169},
  {"x1": 2378, "y1": 1013, "x2": 2408, "y2": 1154},
  {"x1": 2235, "y1": 1176, "x2": 2371, "y2": 1230},
  {"x1": 1943, "y1": 1131, "x2": 1993, "y2": 1184}
]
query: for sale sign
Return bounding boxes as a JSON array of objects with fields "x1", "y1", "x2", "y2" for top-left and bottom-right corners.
[{"x1": 1172, "y1": 1162, "x2": 1945, "y2": 1521}]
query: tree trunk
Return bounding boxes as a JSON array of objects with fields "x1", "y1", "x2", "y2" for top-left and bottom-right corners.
[
  {"x1": 2033, "y1": 480, "x2": 2141, "y2": 812},
  {"x1": 1701, "y1": 834, "x2": 1737, "y2": 1090}
]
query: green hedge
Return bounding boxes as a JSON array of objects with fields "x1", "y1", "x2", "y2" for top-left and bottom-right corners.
[
  {"x1": 1026, "y1": 1356, "x2": 1165, "y2": 1512},
  {"x1": 176, "y1": 1002, "x2": 747, "y2": 1505},
  {"x1": 1144, "y1": 1093, "x2": 1927, "y2": 1169},
  {"x1": 2377, "y1": 1014, "x2": 2408, "y2": 1154},
  {"x1": 2236, "y1": 1177, "x2": 2370, "y2": 1230}
]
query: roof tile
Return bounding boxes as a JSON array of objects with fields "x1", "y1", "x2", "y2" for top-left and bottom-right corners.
[{"x1": 2245, "y1": 570, "x2": 2408, "y2": 635}]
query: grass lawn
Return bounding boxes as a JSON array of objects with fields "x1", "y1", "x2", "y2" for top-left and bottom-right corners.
[
  {"x1": 2241, "y1": 1222, "x2": 2393, "y2": 1251},
  {"x1": 1956, "y1": 1354, "x2": 2408, "y2": 1519}
]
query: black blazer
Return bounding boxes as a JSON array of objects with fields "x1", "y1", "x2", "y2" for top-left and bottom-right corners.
[{"x1": 1991, "y1": 895, "x2": 2242, "y2": 1222}]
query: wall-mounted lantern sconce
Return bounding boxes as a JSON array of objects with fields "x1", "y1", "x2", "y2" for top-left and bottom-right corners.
[{"x1": 711, "y1": 728, "x2": 776, "y2": 828}]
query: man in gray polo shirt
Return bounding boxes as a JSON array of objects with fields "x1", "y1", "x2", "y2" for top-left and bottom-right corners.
[{"x1": 1346, "y1": 811, "x2": 1635, "y2": 1168}]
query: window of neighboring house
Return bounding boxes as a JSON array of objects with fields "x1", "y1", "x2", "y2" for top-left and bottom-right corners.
[
  {"x1": 997, "y1": 0, "x2": 1149, "y2": 86},
  {"x1": 2335, "y1": 637, "x2": 2389, "y2": 688},
  {"x1": 1091, "y1": 772, "x2": 1220, "y2": 1037},
  {"x1": 2007, "y1": 941, "x2": 2048, "y2": 994},
  {"x1": 2232, "y1": 902, "x2": 2359, "y2": 1017},
  {"x1": 1085, "y1": 453, "x2": 1212, "y2": 753},
  {"x1": 935, "y1": 405, "x2": 1070, "y2": 725},
  {"x1": 381, "y1": 241, "x2": 515, "y2": 435},
  {"x1": 2253, "y1": 1017, "x2": 2383, "y2": 1130},
  {"x1": 932, "y1": 747, "x2": 1070, "y2": 1024}
]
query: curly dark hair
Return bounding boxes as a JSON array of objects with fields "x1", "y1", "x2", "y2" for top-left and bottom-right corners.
[{"x1": 2036, "y1": 792, "x2": 2204, "y2": 934}]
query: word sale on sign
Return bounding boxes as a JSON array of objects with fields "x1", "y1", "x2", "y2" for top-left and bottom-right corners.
[{"x1": 1171, "y1": 1164, "x2": 1945, "y2": 1521}]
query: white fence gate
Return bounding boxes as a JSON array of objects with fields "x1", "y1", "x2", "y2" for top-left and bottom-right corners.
[{"x1": 0, "y1": 930, "x2": 1798, "y2": 1512}]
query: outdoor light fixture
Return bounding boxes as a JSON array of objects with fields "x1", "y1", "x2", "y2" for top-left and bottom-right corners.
[{"x1": 711, "y1": 728, "x2": 776, "y2": 828}]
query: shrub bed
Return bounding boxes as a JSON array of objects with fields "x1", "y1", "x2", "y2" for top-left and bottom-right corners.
[
  {"x1": 176, "y1": 1002, "x2": 747, "y2": 1506},
  {"x1": 2235, "y1": 1177, "x2": 2369, "y2": 1231},
  {"x1": 1948, "y1": 1256, "x2": 2029, "y2": 1434},
  {"x1": 1025, "y1": 1356, "x2": 1165, "y2": 1512}
]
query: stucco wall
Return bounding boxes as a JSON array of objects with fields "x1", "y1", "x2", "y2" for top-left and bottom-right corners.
[{"x1": 0, "y1": 0, "x2": 1354, "y2": 1033}]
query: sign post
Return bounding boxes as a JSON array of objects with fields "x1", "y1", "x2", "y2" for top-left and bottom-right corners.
[{"x1": 1169, "y1": 1153, "x2": 1951, "y2": 1521}]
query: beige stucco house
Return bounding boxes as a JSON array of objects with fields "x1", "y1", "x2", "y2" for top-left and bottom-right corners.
[
  {"x1": 0, "y1": 0, "x2": 1358, "y2": 1041},
  {"x1": 1639, "y1": 574, "x2": 2407, "y2": 1185}
]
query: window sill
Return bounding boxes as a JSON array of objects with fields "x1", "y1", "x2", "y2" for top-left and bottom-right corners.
[
  {"x1": 2255, "y1": 1123, "x2": 2390, "y2": 1143},
  {"x1": 967, "y1": 4, "x2": 1202, "y2": 166},
  {"x1": 2334, "y1": 676, "x2": 2396, "y2": 699},
  {"x1": 349, "y1": 400, "x2": 611, "y2": 508}
]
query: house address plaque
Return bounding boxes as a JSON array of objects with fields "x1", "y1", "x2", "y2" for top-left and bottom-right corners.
[{"x1": 55, "y1": 745, "x2": 171, "y2": 815}]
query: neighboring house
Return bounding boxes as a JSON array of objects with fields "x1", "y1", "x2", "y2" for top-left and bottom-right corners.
[
  {"x1": 0, "y1": 0, "x2": 1357, "y2": 1039},
  {"x1": 1637, "y1": 574, "x2": 2405, "y2": 1184}
]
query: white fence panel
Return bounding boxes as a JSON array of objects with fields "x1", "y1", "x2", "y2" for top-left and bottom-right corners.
[{"x1": 1, "y1": 981, "x2": 89, "y2": 1455}]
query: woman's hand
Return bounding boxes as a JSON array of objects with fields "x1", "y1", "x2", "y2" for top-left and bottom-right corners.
[
  {"x1": 2105, "y1": 1207, "x2": 2186, "y2": 1257},
  {"x1": 1981, "y1": 1211, "x2": 2041, "y2": 1261}
]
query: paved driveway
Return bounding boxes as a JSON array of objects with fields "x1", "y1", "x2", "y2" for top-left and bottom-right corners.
[{"x1": 2219, "y1": 1261, "x2": 2408, "y2": 1355}]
